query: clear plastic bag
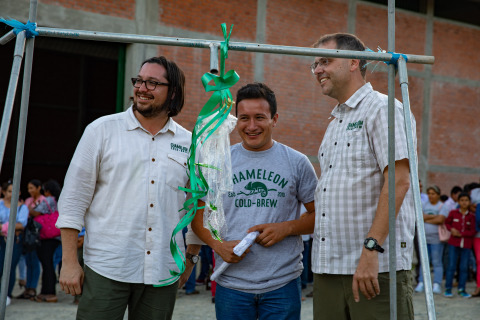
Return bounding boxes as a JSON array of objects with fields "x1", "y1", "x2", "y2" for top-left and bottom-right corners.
[{"x1": 198, "y1": 113, "x2": 237, "y2": 240}]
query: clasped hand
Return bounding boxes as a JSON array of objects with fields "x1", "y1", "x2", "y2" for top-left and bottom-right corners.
[{"x1": 248, "y1": 222, "x2": 289, "y2": 247}]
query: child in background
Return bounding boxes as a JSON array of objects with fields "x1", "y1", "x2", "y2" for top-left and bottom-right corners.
[
  {"x1": 473, "y1": 199, "x2": 480, "y2": 297},
  {"x1": 444, "y1": 193, "x2": 477, "y2": 298}
]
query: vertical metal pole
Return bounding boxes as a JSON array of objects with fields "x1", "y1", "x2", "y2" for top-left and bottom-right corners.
[
  {"x1": 0, "y1": 1, "x2": 38, "y2": 319},
  {"x1": 209, "y1": 43, "x2": 220, "y2": 74},
  {"x1": 398, "y1": 58, "x2": 436, "y2": 320},
  {"x1": 387, "y1": 1, "x2": 397, "y2": 319},
  {"x1": 0, "y1": 31, "x2": 26, "y2": 174}
]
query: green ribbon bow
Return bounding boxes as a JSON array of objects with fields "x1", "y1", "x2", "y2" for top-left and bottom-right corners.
[{"x1": 155, "y1": 23, "x2": 239, "y2": 287}]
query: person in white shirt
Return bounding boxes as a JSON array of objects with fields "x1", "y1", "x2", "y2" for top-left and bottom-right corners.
[
  {"x1": 310, "y1": 33, "x2": 416, "y2": 320},
  {"x1": 57, "y1": 56, "x2": 195, "y2": 320}
]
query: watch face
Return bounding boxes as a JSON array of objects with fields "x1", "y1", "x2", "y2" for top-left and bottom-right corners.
[
  {"x1": 367, "y1": 239, "x2": 375, "y2": 248},
  {"x1": 191, "y1": 256, "x2": 199, "y2": 264}
]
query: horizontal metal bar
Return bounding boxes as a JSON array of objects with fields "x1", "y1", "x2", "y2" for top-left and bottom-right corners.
[
  {"x1": 0, "y1": 30, "x2": 16, "y2": 45},
  {"x1": 36, "y1": 27, "x2": 434, "y2": 65}
]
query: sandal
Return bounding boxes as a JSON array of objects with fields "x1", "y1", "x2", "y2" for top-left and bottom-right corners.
[
  {"x1": 35, "y1": 294, "x2": 58, "y2": 303},
  {"x1": 15, "y1": 289, "x2": 36, "y2": 299}
]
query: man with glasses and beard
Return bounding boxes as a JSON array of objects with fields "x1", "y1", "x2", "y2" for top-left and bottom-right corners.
[{"x1": 57, "y1": 56, "x2": 198, "y2": 319}]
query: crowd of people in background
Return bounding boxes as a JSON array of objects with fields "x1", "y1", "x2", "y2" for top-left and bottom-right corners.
[
  {"x1": 0, "y1": 178, "x2": 68, "y2": 306},
  {"x1": 414, "y1": 181, "x2": 480, "y2": 298}
]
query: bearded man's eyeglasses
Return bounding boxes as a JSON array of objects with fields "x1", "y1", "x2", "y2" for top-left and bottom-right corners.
[{"x1": 131, "y1": 78, "x2": 169, "y2": 90}]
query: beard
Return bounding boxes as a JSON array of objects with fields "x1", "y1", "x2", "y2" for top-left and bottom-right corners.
[{"x1": 132, "y1": 100, "x2": 169, "y2": 118}]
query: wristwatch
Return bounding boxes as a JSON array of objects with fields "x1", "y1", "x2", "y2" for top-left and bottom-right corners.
[
  {"x1": 364, "y1": 237, "x2": 385, "y2": 253},
  {"x1": 186, "y1": 252, "x2": 200, "y2": 264}
]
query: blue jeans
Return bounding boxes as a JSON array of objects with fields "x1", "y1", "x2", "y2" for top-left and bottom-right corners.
[
  {"x1": 215, "y1": 277, "x2": 301, "y2": 320},
  {"x1": 25, "y1": 250, "x2": 41, "y2": 289},
  {"x1": 0, "y1": 234, "x2": 23, "y2": 296},
  {"x1": 53, "y1": 244, "x2": 62, "y2": 273},
  {"x1": 301, "y1": 240, "x2": 310, "y2": 289},
  {"x1": 418, "y1": 243, "x2": 444, "y2": 285},
  {"x1": 185, "y1": 264, "x2": 197, "y2": 294},
  {"x1": 198, "y1": 245, "x2": 213, "y2": 281},
  {"x1": 18, "y1": 254, "x2": 26, "y2": 280},
  {"x1": 445, "y1": 245, "x2": 471, "y2": 291}
]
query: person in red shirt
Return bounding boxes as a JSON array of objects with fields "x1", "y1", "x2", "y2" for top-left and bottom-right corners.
[{"x1": 444, "y1": 193, "x2": 477, "y2": 298}]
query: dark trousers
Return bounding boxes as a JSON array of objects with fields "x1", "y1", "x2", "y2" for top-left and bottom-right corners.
[
  {"x1": 36, "y1": 238, "x2": 60, "y2": 295},
  {"x1": 77, "y1": 265, "x2": 178, "y2": 320}
]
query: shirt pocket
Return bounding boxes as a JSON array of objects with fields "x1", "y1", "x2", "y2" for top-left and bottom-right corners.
[
  {"x1": 166, "y1": 153, "x2": 189, "y2": 190},
  {"x1": 340, "y1": 129, "x2": 369, "y2": 172}
]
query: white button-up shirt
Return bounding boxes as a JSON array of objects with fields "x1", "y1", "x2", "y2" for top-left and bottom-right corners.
[
  {"x1": 312, "y1": 83, "x2": 416, "y2": 275},
  {"x1": 57, "y1": 107, "x2": 191, "y2": 284}
]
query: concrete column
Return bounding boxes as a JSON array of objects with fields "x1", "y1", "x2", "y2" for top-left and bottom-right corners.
[
  {"x1": 254, "y1": 0, "x2": 267, "y2": 82},
  {"x1": 124, "y1": 0, "x2": 160, "y2": 109},
  {"x1": 347, "y1": 0, "x2": 357, "y2": 34},
  {"x1": 419, "y1": 0, "x2": 435, "y2": 186}
]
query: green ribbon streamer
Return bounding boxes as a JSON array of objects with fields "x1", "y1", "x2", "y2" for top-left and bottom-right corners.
[{"x1": 155, "y1": 23, "x2": 239, "y2": 287}]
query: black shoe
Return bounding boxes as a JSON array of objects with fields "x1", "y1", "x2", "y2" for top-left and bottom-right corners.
[{"x1": 185, "y1": 290, "x2": 200, "y2": 295}]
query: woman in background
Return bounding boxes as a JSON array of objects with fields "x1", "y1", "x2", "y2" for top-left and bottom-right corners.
[
  {"x1": 415, "y1": 185, "x2": 446, "y2": 295},
  {"x1": 0, "y1": 180, "x2": 29, "y2": 305},
  {"x1": 32, "y1": 180, "x2": 62, "y2": 303}
]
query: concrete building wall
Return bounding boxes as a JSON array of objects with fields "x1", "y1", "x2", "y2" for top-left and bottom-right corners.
[{"x1": 2, "y1": 0, "x2": 479, "y2": 194}]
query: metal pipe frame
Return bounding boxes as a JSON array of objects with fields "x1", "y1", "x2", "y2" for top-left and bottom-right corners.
[
  {"x1": 398, "y1": 57, "x2": 436, "y2": 320},
  {"x1": 0, "y1": 0, "x2": 37, "y2": 318},
  {"x1": 387, "y1": 1, "x2": 397, "y2": 318},
  {"x1": 33, "y1": 27, "x2": 434, "y2": 65},
  {"x1": 0, "y1": 31, "x2": 26, "y2": 173},
  {"x1": 209, "y1": 43, "x2": 220, "y2": 74},
  {"x1": 0, "y1": 30, "x2": 16, "y2": 46}
]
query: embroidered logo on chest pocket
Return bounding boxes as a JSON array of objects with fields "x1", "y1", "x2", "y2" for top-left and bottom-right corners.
[{"x1": 346, "y1": 120, "x2": 364, "y2": 131}]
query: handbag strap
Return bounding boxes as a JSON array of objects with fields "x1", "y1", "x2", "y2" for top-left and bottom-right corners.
[{"x1": 42, "y1": 198, "x2": 55, "y2": 214}]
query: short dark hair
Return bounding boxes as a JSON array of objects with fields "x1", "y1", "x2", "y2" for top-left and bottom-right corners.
[
  {"x1": 43, "y1": 179, "x2": 62, "y2": 201},
  {"x1": 313, "y1": 33, "x2": 367, "y2": 78},
  {"x1": 463, "y1": 182, "x2": 480, "y2": 193},
  {"x1": 1, "y1": 179, "x2": 13, "y2": 191},
  {"x1": 140, "y1": 56, "x2": 185, "y2": 117},
  {"x1": 235, "y1": 83, "x2": 277, "y2": 118},
  {"x1": 457, "y1": 192, "x2": 471, "y2": 201},
  {"x1": 450, "y1": 186, "x2": 462, "y2": 196},
  {"x1": 28, "y1": 179, "x2": 42, "y2": 188}
]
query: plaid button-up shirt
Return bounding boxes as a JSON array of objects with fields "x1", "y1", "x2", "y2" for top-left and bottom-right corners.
[{"x1": 312, "y1": 83, "x2": 416, "y2": 274}]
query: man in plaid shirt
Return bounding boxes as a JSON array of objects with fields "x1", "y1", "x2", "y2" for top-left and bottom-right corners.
[{"x1": 310, "y1": 33, "x2": 416, "y2": 320}]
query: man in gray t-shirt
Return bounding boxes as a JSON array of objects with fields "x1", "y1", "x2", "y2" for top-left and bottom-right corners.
[{"x1": 191, "y1": 83, "x2": 317, "y2": 320}]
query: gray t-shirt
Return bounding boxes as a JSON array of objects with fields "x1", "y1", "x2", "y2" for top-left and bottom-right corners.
[
  {"x1": 423, "y1": 201, "x2": 445, "y2": 244},
  {"x1": 215, "y1": 142, "x2": 317, "y2": 294}
]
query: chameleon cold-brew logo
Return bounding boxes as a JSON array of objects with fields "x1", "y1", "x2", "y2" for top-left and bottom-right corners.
[
  {"x1": 229, "y1": 169, "x2": 288, "y2": 208},
  {"x1": 238, "y1": 182, "x2": 277, "y2": 197}
]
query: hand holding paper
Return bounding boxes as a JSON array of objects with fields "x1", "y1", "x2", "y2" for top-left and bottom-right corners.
[{"x1": 210, "y1": 231, "x2": 259, "y2": 281}]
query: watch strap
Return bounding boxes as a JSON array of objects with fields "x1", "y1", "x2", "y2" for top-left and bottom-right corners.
[
  {"x1": 186, "y1": 252, "x2": 199, "y2": 264},
  {"x1": 364, "y1": 237, "x2": 385, "y2": 253}
]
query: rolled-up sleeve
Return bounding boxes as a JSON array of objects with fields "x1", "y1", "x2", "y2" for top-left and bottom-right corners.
[{"x1": 57, "y1": 124, "x2": 101, "y2": 231}]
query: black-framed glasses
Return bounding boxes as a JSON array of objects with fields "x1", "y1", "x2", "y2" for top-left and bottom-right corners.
[
  {"x1": 131, "y1": 78, "x2": 169, "y2": 90},
  {"x1": 310, "y1": 58, "x2": 331, "y2": 74}
]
